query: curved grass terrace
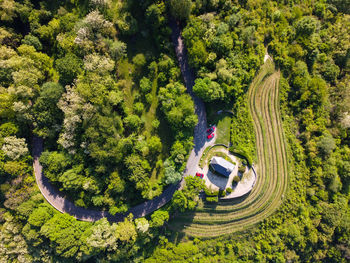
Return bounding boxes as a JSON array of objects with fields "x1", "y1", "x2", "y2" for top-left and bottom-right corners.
[{"x1": 169, "y1": 59, "x2": 289, "y2": 237}]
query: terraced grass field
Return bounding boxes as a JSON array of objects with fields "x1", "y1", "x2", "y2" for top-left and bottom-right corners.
[{"x1": 169, "y1": 59, "x2": 289, "y2": 237}]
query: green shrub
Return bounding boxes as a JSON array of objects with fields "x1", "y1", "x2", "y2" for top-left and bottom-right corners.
[
  {"x1": 238, "y1": 165, "x2": 246, "y2": 174},
  {"x1": 219, "y1": 189, "x2": 226, "y2": 197},
  {"x1": 205, "y1": 196, "x2": 218, "y2": 203},
  {"x1": 204, "y1": 187, "x2": 219, "y2": 197},
  {"x1": 226, "y1": 187, "x2": 232, "y2": 193},
  {"x1": 233, "y1": 175, "x2": 240, "y2": 183}
]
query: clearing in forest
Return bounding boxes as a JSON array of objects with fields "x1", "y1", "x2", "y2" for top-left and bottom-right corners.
[{"x1": 170, "y1": 58, "x2": 289, "y2": 237}]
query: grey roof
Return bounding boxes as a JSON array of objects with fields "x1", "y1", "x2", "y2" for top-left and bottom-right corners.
[{"x1": 210, "y1": 156, "x2": 235, "y2": 177}]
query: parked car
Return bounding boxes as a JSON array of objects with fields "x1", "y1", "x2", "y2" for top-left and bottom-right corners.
[
  {"x1": 206, "y1": 126, "x2": 216, "y2": 134},
  {"x1": 207, "y1": 133, "x2": 214, "y2": 139},
  {"x1": 195, "y1": 172, "x2": 204, "y2": 178}
]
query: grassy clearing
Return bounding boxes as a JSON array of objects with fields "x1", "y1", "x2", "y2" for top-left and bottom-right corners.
[
  {"x1": 169, "y1": 58, "x2": 289, "y2": 237},
  {"x1": 143, "y1": 74, "x2": 159, "y2": 134},
  {"x1": 215, "y1": 115, "x2": 231, "y2": 145},
  {"x1": 118, "y1": 59, "x2": 134, "y2": 114}
]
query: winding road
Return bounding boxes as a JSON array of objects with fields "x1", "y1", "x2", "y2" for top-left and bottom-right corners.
[{"x1": 32, "y1": 20, "x2": 209, "y2": 222}]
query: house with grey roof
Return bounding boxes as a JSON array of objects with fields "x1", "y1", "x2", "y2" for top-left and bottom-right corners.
[{"x1": 210, "y1": 156, "x2": 235, "y2": 177}]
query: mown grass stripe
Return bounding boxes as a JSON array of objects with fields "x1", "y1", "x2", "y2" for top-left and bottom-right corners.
[{"x1": 169, "y1": 60, "x2": 289, "y2": 237}]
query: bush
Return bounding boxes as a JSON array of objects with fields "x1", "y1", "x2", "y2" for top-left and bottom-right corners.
[
  {"x1": 206, "y1": 196, "x2": 218, "y2": 203},
  {"x1": 204, "y1": 187, "x2": 219, "y2": 197},
  {"x1": 22, "y1": 35, "x2": 42, "y2": 50},
  {"x1": 226, "y1": 187, "x2": 232, "y2": 193},
  {"x1": 219, "y1": 189, "x2": 226, "y2": 197},
  {"x1": 233, "y1": 175, "x2": 240, "y2": 183},
  {"x1": 238, "y1": 165, "x2": 246, "y2": 174},
  {"x1": 56, "y1": 53, "x2": 83, "y2": 85}
]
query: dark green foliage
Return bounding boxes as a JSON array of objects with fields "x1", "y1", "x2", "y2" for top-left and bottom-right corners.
[
  {"x1": 55, "y1": 53, "x2": 83, "y2": 85},
  {"x1": 317, "y1": 133, "x2": 336, "y2": 157},
  {"x1": 0, "y1": 0, "x2": 349, "y2": 262},
  {"x1": 21, "y1": 34, "x2": 42, "y2": 50},
  {"x1": 33, "y1": 82, "x2": 64, "y2": 138},
  {"x1": 238, "y1": 165, "x2": 246, "y2": 174},
  {"x1": 169, "y1": 0, "x2": 192, "y2": 21}
]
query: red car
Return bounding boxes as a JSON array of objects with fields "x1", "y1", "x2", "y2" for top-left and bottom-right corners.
[
  {"x1": 195, "y1": 172, "x2": 204, "y2": 179},
  {"x1": 206, "y1": 126, "x2": 216, "y2": 134},
  {"x1": 207, "y1": 132, "x2": 214, "y2": 139}
]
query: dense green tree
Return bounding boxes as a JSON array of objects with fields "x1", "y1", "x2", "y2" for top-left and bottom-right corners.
[
  {"x1": 296, "y1": 16, "x2": 319, "y2": 36},
  {"x1": 164, "y1": 160, "x2": 182, "y2": 184},
  {"x1": 55, "y1": 53, "x2": 83, "y2": 85},
  {"x1": 150, "y1": 210, "x2": 169, "y2": 228},
  {"x1": 193, "y1": 77, "x2": 224, "y2": 102},
  {"x1": 21, "y1": 34, "x2": 42, "y2": 51},
  {"x1": 317, "y1": 133, "x2": 336, "y2": 157},
  {"x1": 40, "y1": 213, "x2": 89, "y2": 259},
  {"x1": 33, "y1": 82, "x2": 64, "y2": 138},
  {"x1": 169, "y1": 0, "x2": 192, "y2": 21}
]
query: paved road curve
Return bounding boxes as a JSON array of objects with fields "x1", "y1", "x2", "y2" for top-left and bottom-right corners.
[{"x1": 32, "y1": 21, "x2": 209, "y2": 222}]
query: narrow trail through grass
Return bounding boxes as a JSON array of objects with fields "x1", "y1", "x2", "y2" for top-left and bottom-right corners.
[{"x1": 169, "y1": 59, "x2": 289, "y2": 237}]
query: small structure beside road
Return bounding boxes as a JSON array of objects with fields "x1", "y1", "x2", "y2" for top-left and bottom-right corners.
[{"x1": 210, "y1": 156, "x2": 235, "y2": 177}]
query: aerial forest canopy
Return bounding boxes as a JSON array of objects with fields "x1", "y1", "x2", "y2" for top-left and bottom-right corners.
[{"x1": 0, "y1": 0, "x2": 349, "y2": 262}]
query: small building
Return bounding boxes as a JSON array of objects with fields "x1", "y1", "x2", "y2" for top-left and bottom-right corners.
[{"x1": 210, "y1": 156, "x2": 235, "y2": 177}]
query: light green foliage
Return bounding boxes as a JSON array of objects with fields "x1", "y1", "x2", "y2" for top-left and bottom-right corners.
[
  {"x1": 172, "y1": 191, "x2": 188, "y2": 212},
  {"x1": 132, "y1": 53, "x2": 146, "y2": 71},
  {"x1": 188, "y1": 40, "x2": 208, "y2": 68},
  {"x1": 1, "y1": 136, "x2": 28, "y2": 160},
  {"x1": 59, "y1": 165, "x2": 85, "y2": 191},
  {"x1": 135, "y1": 218, "x2": 149, "y2": 233},
  {"x1": 164, "y1": 160, "x2": 182, "y2": 184},
  {"x1": 147, "y1": 136, "x2": 162, "y2": 154},
  {"x1": 171, "y1": 176, "x2": 204, "y2": 212},
  {"x1": 159, "y1": 82, "x2": 198, "y2": 131},
  {"x1": 39, "y1": 151, "x2": 71, "y2": 182},
  {"x1": 0, "y1": 122, "x2": 18, "y2": 137},
  {"x1": 107, "y1": 171, "x2": 125, "y2": 195},
  {"x1": 108, "y1": 40, "x2": 127, "y2": 60},
  {"x1": 74, "y1": 10, "x2": 114, "y2": 52},
  {"x1": 193, "y1": 77, "x2": 224, "y2": 102},
  {"x1": 124, "y1": 154, "x2": 151, "y2": 197},
  {"x1": 116, "y1": 216, "x2": 137, "y2": 242},
  {"x1": 150, "y1": 210, "x2": 169, "y2": 227},
  {"x1": 28, "y1": 205, "x2": 54, "y2": 228},
  {"x1": 140, "y1": 77, "x2": 152, "y2": 94},
  {"x1": 84, "y1": 218, "x2": 118, "y2": 252},
  {"x1": 295, "y1": 16, "x2": 319, "y2": 36},
  {"x1": 0, "y1": 0, "x2": 348, "y2": 262},
  {"x1": 40, "y1": 213, "x2": 88, "y2": 258},
  {"x1": 0, "y1": 219, "x2": 30, "y2": 262},
  {"x1": 124, "y1": 114, "x2": 142, "y2": 131},
  {"x1": 83, "y1": 53, "x2": 115, "y2": 74}
]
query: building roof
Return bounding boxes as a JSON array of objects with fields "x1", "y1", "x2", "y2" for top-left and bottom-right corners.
[{"x1": 210, "y1": 156, "x2": 235, "y2": 177}]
